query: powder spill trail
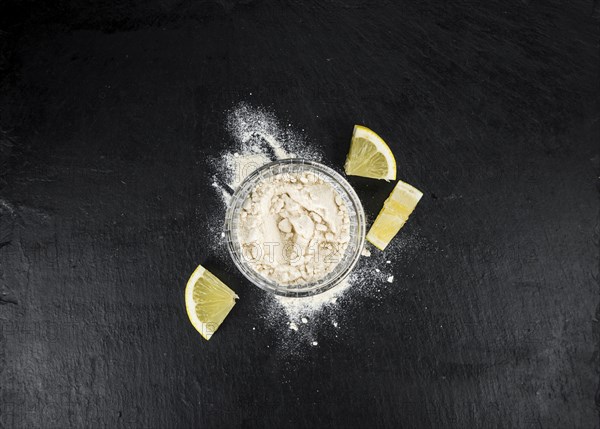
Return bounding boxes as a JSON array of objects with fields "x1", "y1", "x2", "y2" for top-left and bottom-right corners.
[{"x1": 218, "y1": 102, "x2": 323, "y2": 191}]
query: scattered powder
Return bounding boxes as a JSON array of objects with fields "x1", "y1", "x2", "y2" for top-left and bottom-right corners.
[
  {"x1": 311, "y1": 341, "x2": 318, "y2": 346},
  {"x1": 211, "y1": 179, "x2": 232, "y2": 206},
  {"x1": 387, "y1": 275, "x2": 394, "y2": 283},
  {"x1": 202, "y1": 206, "x2": 228, "y2": 260},
  {"x1": 270, "y1": 276, "x2": 353, "y2": 324},
  {"x1": 227, "y1": 105, "x2": 290, "y2": 159},
  {"x1": 216, "y1": 103, "x2": 324, "y2": 193}
]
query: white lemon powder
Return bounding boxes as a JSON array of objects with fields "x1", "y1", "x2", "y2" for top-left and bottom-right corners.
[{"x1": 239, "y1": 171, "x2": 350, "y2": 285}]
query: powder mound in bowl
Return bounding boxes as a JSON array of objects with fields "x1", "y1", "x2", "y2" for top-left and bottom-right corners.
[
  {"x1": 225, "y1": 159, "x2": 366, "y2": 297},
  {"x1": 239, "y1": 171, "x2": 351, "y2": 285}
]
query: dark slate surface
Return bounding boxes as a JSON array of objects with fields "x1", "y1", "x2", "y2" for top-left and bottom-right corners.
[{"x1": 0, "y1": 1, "x2": 598, "y2": 428}]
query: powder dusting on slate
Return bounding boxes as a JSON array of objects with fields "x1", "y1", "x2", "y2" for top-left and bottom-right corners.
[{"x1": 207, "y1": 103, "x2": 422, "y2": 354}]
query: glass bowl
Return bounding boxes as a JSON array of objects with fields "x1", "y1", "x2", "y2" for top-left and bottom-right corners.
[{"x1": 224, "y1": 159, "x2": 366, "y2": 297}]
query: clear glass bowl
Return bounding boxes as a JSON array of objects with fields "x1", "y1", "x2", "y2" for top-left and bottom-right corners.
[{"x1": 224, "y1": 159, "x2": 366, "y2": 297}]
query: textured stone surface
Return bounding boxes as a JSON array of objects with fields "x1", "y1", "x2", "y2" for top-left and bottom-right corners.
[{"x1": 0, "y1": 0, "x2": 598, "y2": 427}]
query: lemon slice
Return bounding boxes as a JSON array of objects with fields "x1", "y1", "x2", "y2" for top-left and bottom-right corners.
[
  {"x1": 185, "y1": 264, "x2": 238, "y2": 340},
  {"x1": 344, "y1": 125, "x2": 396, "y2": 181},
  {"x1": 366, "y1": 180, "x2": 422, "y2": 250}
]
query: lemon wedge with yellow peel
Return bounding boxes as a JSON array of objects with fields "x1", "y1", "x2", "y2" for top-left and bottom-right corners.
[
  {"x1": 344, "y1": 125, "x2": 396, "y2": 181},
  {"x1": 185, "y1": 264, "x2": 238, "y2": 340},
  {"x1": 366, "y1": 180, "x2": 423, "y2": 250}
]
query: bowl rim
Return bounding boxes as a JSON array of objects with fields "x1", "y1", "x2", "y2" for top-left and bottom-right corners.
[{"x1": 224, "y1": 158, "x2": 366, "y2": 297}]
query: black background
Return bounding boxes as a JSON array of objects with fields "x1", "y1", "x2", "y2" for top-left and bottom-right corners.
[{"x1": 0, "y1": 1, "x2": 598, "y2": 428}]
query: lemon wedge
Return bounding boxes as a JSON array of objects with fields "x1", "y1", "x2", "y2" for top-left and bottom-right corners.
[
  {"x1": 185, "y1": 264, "x2": 238, "y2": 340},
  {"x1": 366, "y1": 180, "x2": 422, "y2": 250},
  {"x1": 344, "y1": 125, "x2": 396, "y2": 181}
]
